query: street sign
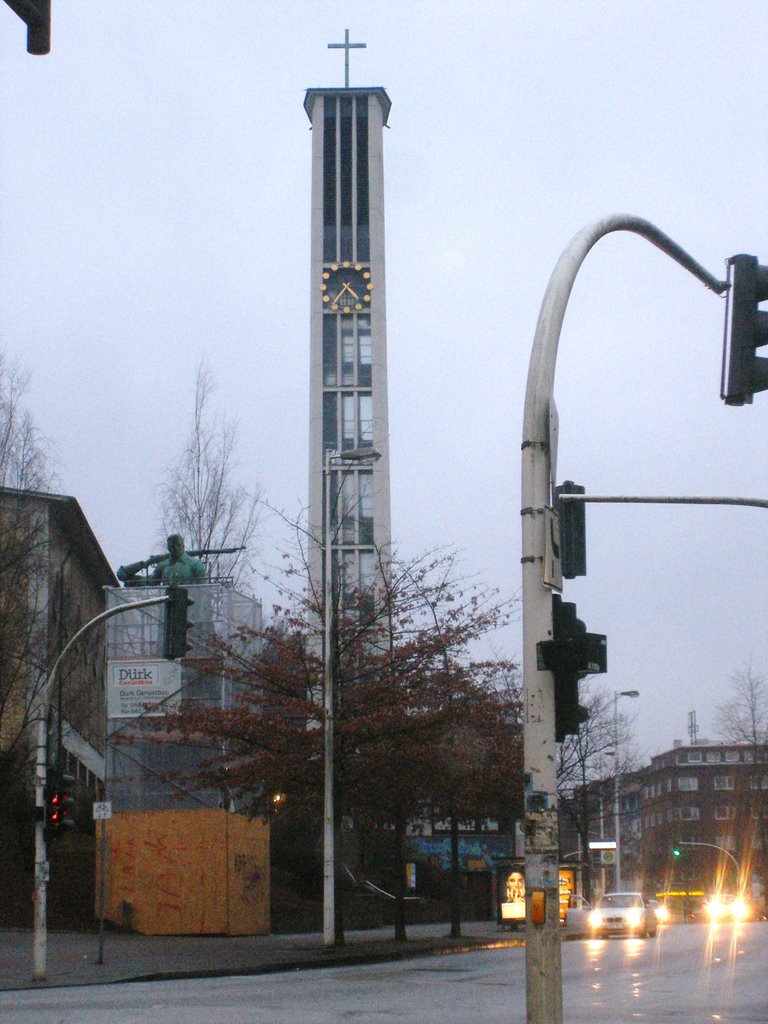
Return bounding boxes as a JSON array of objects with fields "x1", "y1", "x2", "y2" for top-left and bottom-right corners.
[
  {"x1": 542, "y1": 507, "x2": 563, "y2": 591},
  {"x1": 92, "y1": 801, "x2": 112, "y2": 821},
  {"x1": 601, "y1": 850, "x2": 615, "y2": 865},
  {"x1": 588, "y1": 841, "x2": 617, "y2": 850}
]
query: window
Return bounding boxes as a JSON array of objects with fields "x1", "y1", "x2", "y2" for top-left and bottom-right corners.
[
  {"x1": 322, "y1": 393, "x2": 338, "y2": 452},
  {"x1": 341, "y1": 322, "x2": 355, "y2": 384},
  {"x1": 323, "y1": 103, "x2": 336, "y2": 261},
  {"x1": 714, "y1": 806, "x2": 733, "y2": 820},
  {"x1": 687, "y1": 751, "x2": 702, "y2": 763},
  {"x1": 678, "y1": 776, "x2": 698, "y2": 791},
  {"x1": 706, "y1": 751, "x2": 723, "y2": 763},
  {"x1": 337, "y1": 473, "x2": 356, "y2": 543},
  {"x1": 359, "y1": 472, "x2": 374, "y2": 544},
  {"x1": 715, "y1": 835, "x2": 735, "y2": 851},
  {"x1": 714, "y1": 776, "x2": 734, "y2": 790},
  {"x1": 323, "y1": 317, "x2": 338, "y2": 385},
  {"x1": 359, "y1": 550, "x2": 375, "y2": 592},
  {"x1": 750, "y1": 775, "x2": 768, "y2": 790},
  {"x1": 336, "y1": 549, "x2": 357, "y2": 608},
  {"x1": 725, "y1": 750, "x2": 739, "y2": 763},
  {"x1": 339, "y1": 96, "x2": 353, "y2": 260},
  {"x1": 743, "y1": 750, "x2": 755, "y2": 763},
  {"x1": 358, "y1": 316, "x2": 372, "y2": 386},
  {"x1": 681, "y1": 806, "x2": 700, "y2": 820},
  {"x1": 358, "y1": 393, "x2": 373, "y2": 446},
  {"x1": 356, "y1": 98, "x2": 369, "y2": 260},
  {"x1": 342, "y1": 394, "x2": 355, "y2": 449}
]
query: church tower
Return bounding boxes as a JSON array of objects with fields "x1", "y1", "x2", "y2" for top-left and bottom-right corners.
[{"x1": 305, "y1": 35, "x2": 392, "y2": 604}]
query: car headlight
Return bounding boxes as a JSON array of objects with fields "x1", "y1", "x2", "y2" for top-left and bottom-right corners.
[
  {"x1": 707, "y1": 898, "x2": 723, "y2": 921},
  {"x1": 588, "y1": 910, "x2": 602, "y2": 929},
  {"x1": 654, "y1": 905, "x2": 670, "y2": 924},
  {"x1": 627, "y1": 908, "x2": 642, "y2": 928},
  {"x1": 733, "y1": 899, "x2": 748, "y2": 921}
]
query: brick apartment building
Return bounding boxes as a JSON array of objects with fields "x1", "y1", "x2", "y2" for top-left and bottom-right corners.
[
  {"x1": 634, "y1": 740, "x2": 768, "y2": 892},
  {"x1": 560, "y1": 740, "x2": 768, "y2": 900}
]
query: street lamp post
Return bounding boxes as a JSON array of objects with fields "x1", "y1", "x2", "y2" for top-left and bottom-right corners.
[
  {"x1": 521, "y1": 216, "x2": 724, "y2": 1023},
  {"x1": 322, "y1": 445, "x2": 380, "y2": 949},
  {"x1": 612, "y1": 689, "x2": 639, "y2": 891},
  {"x1": 32, "y1": 595, "x2": 170, "y2": 981}
]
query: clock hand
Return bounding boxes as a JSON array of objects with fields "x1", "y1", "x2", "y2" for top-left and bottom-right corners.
[{"x1": 333, "y1": 282, "x2": 357, "y2": 303}]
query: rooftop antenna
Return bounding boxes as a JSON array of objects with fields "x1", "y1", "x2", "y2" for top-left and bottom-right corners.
[{"x1": 687, "y1": 710, "x2": 699, "y2": 745}]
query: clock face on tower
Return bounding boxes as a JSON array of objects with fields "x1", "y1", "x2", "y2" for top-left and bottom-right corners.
[{"x1": 321, "y1": 262, "x2": 373, "y2": 313}]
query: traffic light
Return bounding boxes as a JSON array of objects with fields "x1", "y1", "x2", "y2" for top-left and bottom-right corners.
[
  {"x1": 4, "y1": 0, "x2": 51, "y2": 54},
  {"x1": 555, "y1": 481, "x2": 586, "y2": 579},
  {"x1": 672, "y1": 843, "x2": 682, "y2": 859},
  {"x1": 164, "y1": 586, "x2": 194, "y2": 659},
  {"x1": 537, "y1": 594, "x2": 607, "y2": 742},
  {"x1": 721, "y1": 253, "x2": 768, "y2": 405},
  {"x1": 45, "y1": 769, "x2": 76, "y2": 837}
]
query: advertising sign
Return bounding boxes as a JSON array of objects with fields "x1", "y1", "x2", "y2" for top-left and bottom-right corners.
[{"x1": 107, "y1": 659, "x2": 182, "y2": 719}]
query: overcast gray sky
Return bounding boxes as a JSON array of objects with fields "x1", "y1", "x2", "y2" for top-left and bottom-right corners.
[{"x1": 2, "y1": 1, "x2": 767, "y2": 760}]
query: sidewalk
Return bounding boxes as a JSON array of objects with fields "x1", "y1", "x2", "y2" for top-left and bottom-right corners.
[{"x1": 0, "y1": 921, "x2": 526, "y2": 991}]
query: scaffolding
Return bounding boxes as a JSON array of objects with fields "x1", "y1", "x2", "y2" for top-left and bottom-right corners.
[{"x1": 104, "y1": 584, "x2": 261, "y2": 813}]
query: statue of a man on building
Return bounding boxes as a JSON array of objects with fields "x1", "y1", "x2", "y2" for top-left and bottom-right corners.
[{"x1": 117, "y1": 534, "x2": 207, "y2": 586}]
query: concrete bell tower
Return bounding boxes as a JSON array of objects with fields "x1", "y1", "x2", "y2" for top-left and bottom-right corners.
[{"x1": 305, "y1": 34, "x2": 392, "y2": 604}]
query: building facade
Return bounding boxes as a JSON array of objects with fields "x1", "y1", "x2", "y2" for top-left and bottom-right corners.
[
  {"x1": 305, "y1": 79, "x2": 392, "y2": 605},
  {"x1": 0, "y1": 487, "x2": 117, "y2": 795},
  {"x1": 636, "y1": 740, "x2": 768, "y2": 892},
  {"x1": 560, "y1": 740, "x2": 768, "y2": 901}
]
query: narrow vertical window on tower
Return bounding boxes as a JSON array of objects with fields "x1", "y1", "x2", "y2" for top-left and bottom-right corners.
[
  {"x1": 341, "y1": 394, "x2": 355, "y2": 450},
  {"x1": 323, "y1": 392, "x2": 338, "y2": 452},
  {"x1": 339, "y1": 96, "x2": 353, "y2": 261},
  {"x1": 358, "y1": 394, "x2": 373, "y2": 447},
  {"x1": 358, "y1": 316, "x2": 372, "y2": 386},
  {"x1": 338, "y1": 472, "x2": 356, "y2": 543},
  {"x1": 323, "y1": 317, "x2": 338, "y2": 385},
  {"x1": 341, "y1": 321, "x2": 355, "y2": 384},
  {"x1": 359, "y1": 471, "x2": 374, "y2": 543},
  {"x1": 323, "y1": 101, "x2": 337, "y2": 262},
  {"x1": 356, "y1": 98, "x2": 369, "y2": 261}
]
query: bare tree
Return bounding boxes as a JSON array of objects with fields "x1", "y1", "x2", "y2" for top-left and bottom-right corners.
[
  {"x1": 715, "y1": 662, "x2": 768, "y2": 747},
  {"x1": 0, "y1": 352, "x2": 55, "y2": 491},
  {"x1": 557, "y1": 685, "x2": 639, "y2": 900},
  {"x1": 159, "y1": 360, "x2": 262, "y2": 589},
  {"x1": 0, "y1": 353, "x2": 57, "y2": 838},
  {"x1": 715, "y1": 662, "x2": 768, "y2": 879}
]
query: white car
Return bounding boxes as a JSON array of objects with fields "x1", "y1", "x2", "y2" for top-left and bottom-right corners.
[{"x1": 588, "y1": 891, "x2": 657, "y2": 938}]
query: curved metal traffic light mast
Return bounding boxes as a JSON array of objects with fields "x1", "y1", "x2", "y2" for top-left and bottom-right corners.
[{"x1": 521, "y1": 214, "x2": 727, "y2": 1024}]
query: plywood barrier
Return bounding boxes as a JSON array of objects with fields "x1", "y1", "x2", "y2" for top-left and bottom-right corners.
[{"x1": 97, "y1": 808, "x2": 269, "y2": 935}]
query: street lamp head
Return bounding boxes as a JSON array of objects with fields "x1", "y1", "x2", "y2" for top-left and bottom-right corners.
[{"x1": 336, "y1": 446, "x2": 382, "y2": 463}]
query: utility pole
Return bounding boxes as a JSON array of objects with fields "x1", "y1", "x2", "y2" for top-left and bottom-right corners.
[{"x1": 522, "y1": 214, "x2": 726, "y2": 1024}]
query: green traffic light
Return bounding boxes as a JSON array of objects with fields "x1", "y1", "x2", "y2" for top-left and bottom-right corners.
[{"x1": 672, "y1": 845, "x2": 682, "y2": 858}]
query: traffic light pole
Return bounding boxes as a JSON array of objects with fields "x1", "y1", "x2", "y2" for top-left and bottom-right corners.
[
  {"x1": 522, "y1": 214, "x2": 726, "y2": 1024},
  {"x1": 675, "y1": 840, "x2": 741, "y2": 882},
  {"x1": 32, "y1": 595, "x2": 169, "y2": 982}
]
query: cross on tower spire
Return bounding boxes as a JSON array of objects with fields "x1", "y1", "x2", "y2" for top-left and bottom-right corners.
[{"x1": 328, "y1": 29, "x2": 366, "y2": 88}]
